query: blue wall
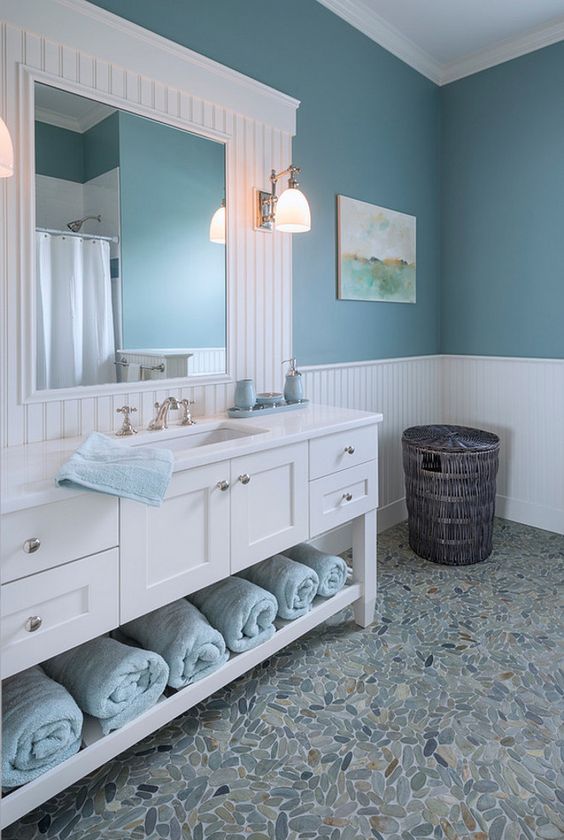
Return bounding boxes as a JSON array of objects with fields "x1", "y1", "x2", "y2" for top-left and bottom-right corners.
[
  {"x1": 88, "y1": 0, "x2": 442, "y2": 365},
  {"x1": 441, "y1": 43, "x2": 564, "y2": 359},
  {"x1": 118, "y1": 112, "x2": 226, "y2": 349}
]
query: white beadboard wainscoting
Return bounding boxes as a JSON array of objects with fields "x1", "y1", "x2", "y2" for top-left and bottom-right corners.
[
  {"x1": 304, "y1": 354, "x2": 563, "y2": 539},
  {"x1": 441, "y1": 355, "x2": 564, "y2": 535}
]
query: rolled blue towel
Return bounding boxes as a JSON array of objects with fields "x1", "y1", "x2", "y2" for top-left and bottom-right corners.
[
  {"x1": 42, "y1": 637, "x2": 169, "y2": 734},
  {"x1": 189, "y1": 577, "x2": 278, "y2": 653},
  {"x1": 282, "y1": 543, "x2": 348, "y2": 597},
  {"x1": 120, "y1": 599, "x2": 229, "y2": 689},
  {"x1": 2, "y1": 666, "x2": 83, "y2": 789},
  {"x1": 55, "y1": 431, "x2": 173, "y2": 506},
  {"x1": 238, "y1": 555, "x2": 319, "y2": 620}
]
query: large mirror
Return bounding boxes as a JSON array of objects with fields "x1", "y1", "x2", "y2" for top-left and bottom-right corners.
[{"x1": 34, "y1": 82, "x2": 227, "y2": 391}]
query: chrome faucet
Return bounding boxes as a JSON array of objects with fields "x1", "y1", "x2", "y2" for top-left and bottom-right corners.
[{"x1": 148, "y1": 396, "x2": 179, "y2": 431}]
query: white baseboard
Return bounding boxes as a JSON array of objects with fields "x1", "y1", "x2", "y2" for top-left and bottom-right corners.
[
  {"x1": 377, "y1": 498, "x2": 408, "y2": 533},
  {"x1": 496, "y1": 494, "x2": 564, "y2": 535}
]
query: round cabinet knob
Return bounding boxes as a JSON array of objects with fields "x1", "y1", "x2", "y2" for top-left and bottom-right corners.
[
  {"x1": 239, "y1": 473, "x2": 251, "y2": 485},
  {"x1": 25, "y1": 616, "x2": 42, "y2": 633},
  {"x1": 216, "y1": 480, "x2": 230, "y2": 492},
  {"x1": 342, "y1": 492, "x2": 353, "y2": 502},
  {"x1": 344, "y1": 446, "x2": 355, "y2": 455},
  {"x1": 23, "y1": 537, "x2": 41, "y2": 554}
]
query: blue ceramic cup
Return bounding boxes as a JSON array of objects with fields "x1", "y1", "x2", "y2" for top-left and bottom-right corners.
[{"x1": 234, "y1": 379, "x2": 256, "y2": 410}]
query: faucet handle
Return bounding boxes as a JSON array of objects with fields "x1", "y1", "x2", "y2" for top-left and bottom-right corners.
[
  {"x1": 179, "y1": 398, "x2": 196, "y2": 426},
  {"x1": 115, "y1": 405, "x2": 138, "y2": 436}
]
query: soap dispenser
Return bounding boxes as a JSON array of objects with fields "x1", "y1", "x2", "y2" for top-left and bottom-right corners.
[{"x1": 283, "y1": 358, "x2": 304, "y2": 403}]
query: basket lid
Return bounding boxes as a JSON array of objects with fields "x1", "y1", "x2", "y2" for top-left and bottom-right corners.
[{"x1": 402, "y1": 424, "x2": 499, "y2": 452}]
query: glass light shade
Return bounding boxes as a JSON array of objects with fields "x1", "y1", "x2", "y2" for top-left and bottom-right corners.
[
  {"x1": 0, "y1": 117, "x2": 14, "y2": 178},
  {"x1": 275, "y1": 186, "x2": 311, "y2": 233},
  {"x1": 209, "y1": 203, "x2": 226, "y2": 244}
]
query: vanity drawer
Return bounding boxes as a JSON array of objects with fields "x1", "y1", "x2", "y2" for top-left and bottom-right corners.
[
  {"x1": 1, "y1": 494, "x2": 118, "y2": 584},
  {"x1": 309, "y1": 462, "x2": 378, "y2": 537},
  {"x1": 1, "y1": 549, "x2": 119, "y2": 678},
  {"x1": 309, "y1": 425, "x2": 378, "y2": 480}
]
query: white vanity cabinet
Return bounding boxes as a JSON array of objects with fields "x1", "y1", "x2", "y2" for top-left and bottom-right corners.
[
  {"x1": 120, "y1": 442, "x2": 309, "y2": 619},
  {"x1": 120, "y1": 463, "x2": 231, "y2": 622},
  {"x1": 1, "y1": 494, "x2": 119, "y2": 679},
  {"x1": 230, "y1": 442, "x2": 309, "y2": 572},
  {"x1": 0, "y1": 406, "x2": 381, "y2": 828}
]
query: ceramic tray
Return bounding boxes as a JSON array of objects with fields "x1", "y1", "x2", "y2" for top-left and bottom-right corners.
[{"x1": 227, "y1": 399, "x2": 309, "y2": 419}]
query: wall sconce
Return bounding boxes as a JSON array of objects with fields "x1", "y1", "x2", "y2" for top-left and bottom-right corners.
[
  {"x1": 209, "y1": 199, "x2": 226, "y2": 244},
  {"x1": 255, "y1": 165, "x2": 311, "y2": 233},
  {"x1": 0, "y1": 117, "x2": 14, "y2": 178}
]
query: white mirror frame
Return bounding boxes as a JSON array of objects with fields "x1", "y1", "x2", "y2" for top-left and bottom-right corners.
[
  {"x1": 21, "y1": 66, "x2": 233, "y2": 403},
  {"x1": 1, "y1": 0, "x2": 297, "y2": 445}
]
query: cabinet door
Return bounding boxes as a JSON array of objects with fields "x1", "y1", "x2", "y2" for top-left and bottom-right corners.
[
  {"x1": 230, "y1": 443, "x2": 308, "y2": 573},
  {"x1": 120, "y1": 463, "x2": 230, "y2": 622}
]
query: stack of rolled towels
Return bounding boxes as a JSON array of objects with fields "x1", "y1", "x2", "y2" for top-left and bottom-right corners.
[
  {"x1": 2, "y1": 666, "x2": 83, "y2": 789},
  {"x1": 2, "y1": 544, "x2": 346, "y2": 789}
]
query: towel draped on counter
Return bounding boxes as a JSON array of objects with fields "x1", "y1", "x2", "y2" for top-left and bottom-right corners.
[
  {"x1": 54, "y1": 431, "x2": 173, "y2": 506},
  {"x1": 42, "y1": 637, "x2": 169, "y2": 734},
  {"x1": 282, "y1": 543, "x2": 348, "y2": 597},
  {"x1": 238, "y1": 554, "x2": 319, "y2": 620},
  {"x1": 2, "y1": 666, "x2": 83, "y2": 789},
  {"x1": 120, "y1": 599, "x2": 228, "y2": 689},
  {"x1": 189, "y1": 577, "x2": 278, "y2": 653}
]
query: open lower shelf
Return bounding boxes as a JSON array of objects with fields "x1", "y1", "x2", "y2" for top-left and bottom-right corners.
[{"x1": 1, "y1": 583, "x2": 362, "y2": 828}]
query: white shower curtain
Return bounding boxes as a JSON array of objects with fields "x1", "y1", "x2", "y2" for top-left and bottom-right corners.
[{"x1": 36, "y1": 232, "x2": 116, "y2": 389}]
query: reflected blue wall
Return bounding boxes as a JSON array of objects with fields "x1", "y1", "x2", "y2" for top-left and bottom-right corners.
[
  {"x1": 35, "y1": 114, "x2": 119, "y2": 183},
  {"x1": 118, "y1": 113, "x2": 226, "y2": 349}
]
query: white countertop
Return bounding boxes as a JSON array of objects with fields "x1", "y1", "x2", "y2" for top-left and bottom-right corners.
[{"x1": 0, "y1": 404, "x2": 382, "y2": 514}]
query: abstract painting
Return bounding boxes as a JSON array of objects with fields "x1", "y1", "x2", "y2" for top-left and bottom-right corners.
[{"x1": 338, "y1": 195, "x2": 416, "y2": 303}]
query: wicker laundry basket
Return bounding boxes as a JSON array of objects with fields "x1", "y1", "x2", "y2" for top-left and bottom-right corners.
[{"x1": 402, "y1": 425, "x2": 500, "y2": 566}]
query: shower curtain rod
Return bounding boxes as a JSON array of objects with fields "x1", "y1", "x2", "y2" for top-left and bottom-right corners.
[{"x1": 36, "y1": 226, "x2": 119, "y2": 244}]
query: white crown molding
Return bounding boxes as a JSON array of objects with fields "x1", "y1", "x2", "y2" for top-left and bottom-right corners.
[
  {"x1": 316, "y1": 0, "x2": 564, "y2": 86},
  {"x1": 35, "y1": 102, "x2": 115, "y2": 133},
  {"x1": 441, "y1": 16, "x2": 564, "y2": 84},
  {"x1": 2, "y1": 0, "x2": 300, "y2": 132},
  {"x1": 316, "y1": 0, "x2": 442, "y2": 83}
]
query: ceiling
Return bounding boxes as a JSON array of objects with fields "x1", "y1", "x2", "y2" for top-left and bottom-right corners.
[{"x1": 317, "y1": 0, "x2": 564, "y2": 84}]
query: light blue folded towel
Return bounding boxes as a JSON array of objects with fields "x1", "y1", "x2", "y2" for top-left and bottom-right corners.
[
  {"x1": 2, "y1": 666, "x2": 83, "y2": 789},
  {"x1": 120, "y1": 599, "x2": 229, "y2": 689},
  {"x1": 238, "y1": 554, "x2": 319, "y2": 620},
  {"x1": 55, "y1": 431, "x2": 173, "y2": 506},
  {"x1": 189, "y1": 577, "x2": 278, "y2": 653},
  {"x1": 282, "y1": 543, "x2": 348, "y2": 597},
  {"x1": 42, "y1": 637, "x2": 169, "y2": 735}
]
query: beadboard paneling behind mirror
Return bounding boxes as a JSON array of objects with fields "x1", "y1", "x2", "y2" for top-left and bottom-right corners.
[{"x1": 34, "y1": 82, "x2": 227, "y2": 391}]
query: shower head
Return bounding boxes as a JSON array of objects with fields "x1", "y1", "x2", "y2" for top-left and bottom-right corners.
[{"x1": 67, "y1": 214, "x2": 102, "y2": 233}]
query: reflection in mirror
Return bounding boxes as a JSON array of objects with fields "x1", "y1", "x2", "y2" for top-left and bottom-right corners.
[{"x1": 34, "y1": 83, "x2": 227, "y2": 390}]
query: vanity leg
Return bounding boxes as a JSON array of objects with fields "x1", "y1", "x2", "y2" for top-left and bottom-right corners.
[{"x1": 352, "y1": 509, "x2": 377, "y2": 628}]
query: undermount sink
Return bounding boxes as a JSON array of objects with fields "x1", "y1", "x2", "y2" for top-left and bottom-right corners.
[{"x1": 133, "y1": 422, "x2": 267, "y2": 452}]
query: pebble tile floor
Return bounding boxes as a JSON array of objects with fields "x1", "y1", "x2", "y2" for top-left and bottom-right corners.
[{"x1": 5, "y1": 519, "x2": 564, "y2": 840}]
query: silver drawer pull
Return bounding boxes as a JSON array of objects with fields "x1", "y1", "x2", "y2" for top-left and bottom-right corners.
[
  {"x1": 239, "y1": 473, "x2": 251, "y2": 485},
  {"x1": 216, "y1": 480, "x2": 230, "y2": 492},
  {"x1": 25, "y1": 616, "x2": 42, "y2": 633},
  {"x1": 23, "y1": 537, "x2": 41, "y2": 554},
  {"x1": 344, "y1": 446, "x2": 355, "y2": 455},
  {"x1": 342, "y1": 492, "x2": 353, "y2": 502}
]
